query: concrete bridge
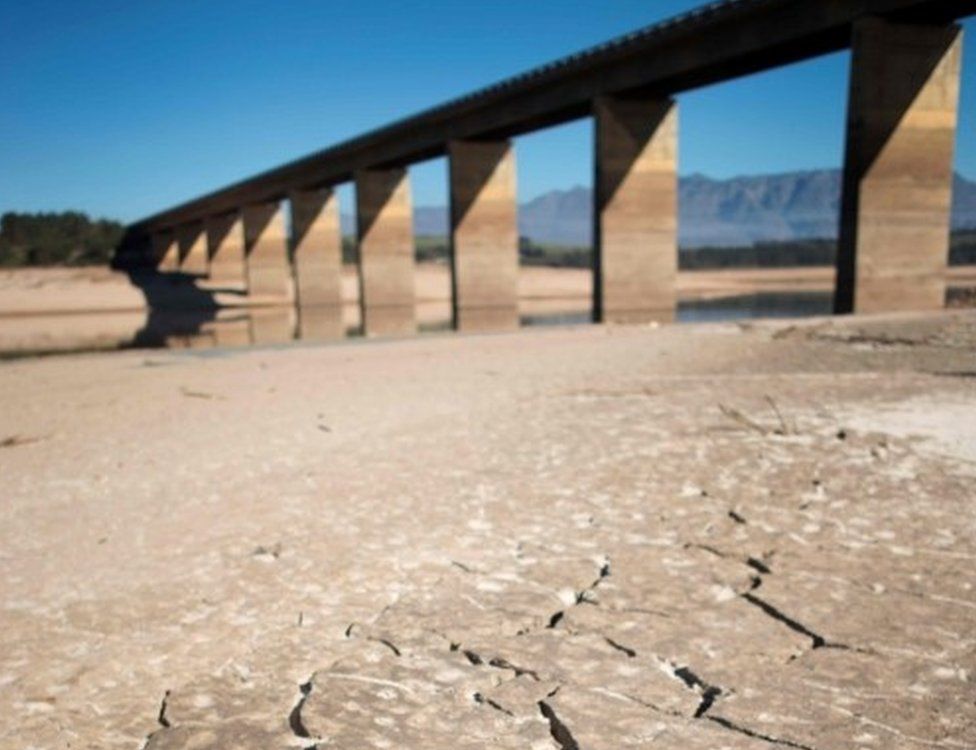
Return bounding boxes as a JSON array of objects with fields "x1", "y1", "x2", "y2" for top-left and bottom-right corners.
[{"x1": 114, "y1": 0, "x2": 973, "y2": 335}]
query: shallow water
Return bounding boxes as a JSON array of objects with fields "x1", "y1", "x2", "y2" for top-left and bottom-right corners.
[
  {"x1": 0, "y1": 291, "x2": 834, "y2": 360},
  {"x1": 523, "y1": 291, "x2": 835, "y2": 327}
]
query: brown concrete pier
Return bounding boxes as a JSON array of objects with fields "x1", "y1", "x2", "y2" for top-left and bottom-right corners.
[
  {"x1": 356, "y1": 168, "x2": 416, "y2": 336},
  {"x1": 177, "y1": 222, "x2": 208, "y2": 276},
  {"x1": 205, "y1": 213, "x2": 246, "y2": 288},
  {"x1": 594, "y1": 96, "x2": 678, "y2": 323},
  {"x1": 836, "y1": 18, "x2": 963, "y2": 314},
  {"x1": 449, "y1": 140, "x2": 519, "y2": 332},
  {"x1": 242, "y1": 202, "x2": 292, "y2": 301},
  {"x1": 152, "y1": 231, "x2": 179, "y2": 272},
  {"x1": 290, "y1": 188, "x2": 345, "y2": 339}
]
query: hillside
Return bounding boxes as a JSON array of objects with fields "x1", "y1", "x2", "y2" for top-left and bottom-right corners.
[{"x1": 341, "y1": 170, "x2": 976, "y2": 248}]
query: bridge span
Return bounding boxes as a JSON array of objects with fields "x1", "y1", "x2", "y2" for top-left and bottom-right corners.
[{"x1": 115, "y1": 0, "x2": 974, "y2": 334}]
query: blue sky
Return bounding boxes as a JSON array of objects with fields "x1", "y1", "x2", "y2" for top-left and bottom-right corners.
[{"x1": 1, "y1": 1, "x2": 973, "y2": 222}]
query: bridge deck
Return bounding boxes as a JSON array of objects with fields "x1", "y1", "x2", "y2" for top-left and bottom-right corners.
[{"x1": 126, "y1": 0, "x2": 971, "y2": 240}]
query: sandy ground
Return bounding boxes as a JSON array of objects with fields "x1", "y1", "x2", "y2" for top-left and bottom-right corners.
[
  {"x1": 0, "y1": 309, "x2": 974, "y2": 749},
  {"x1": 0, "y1": 265, "x2": 849, "y2": 316},
  {"x1": 5, "y1": 264, "x2": 976, "y2": 316}
]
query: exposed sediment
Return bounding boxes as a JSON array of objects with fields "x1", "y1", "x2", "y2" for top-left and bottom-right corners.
[{"x1": 0, "y1": 310, "x2": 974, "y2": 748}]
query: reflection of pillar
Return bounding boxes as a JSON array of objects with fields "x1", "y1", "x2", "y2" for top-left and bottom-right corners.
[
  {"x1": 836, "y1": 19, "x2": 962, "y2": 314},
  {"x1": 243, "y1": 201, "x2": 293, "y2": 301},
  {"x1": 355, "y1": 169, "x2": 415, "y2": 336},
  {"x1": 211, "y1": 315, "x2": 252, "y2": 348},
  {"x1": 290, "y1": 188, "x2": 344, "y2": 339},
  {"x1": 249, "y1": 307, "x2": 296, "y2": 345},
  {"x1": 177, "y1": 222, "x2": 208, "y2": 276},
  {"x1": 152, "y1": 231, "x2": 179, "y2": 271},
  {"x1": 594, "y1": 96, "x2": 677, "y2": 324},
  {"x1": 449, "y1": 140, "x2": 519, "y2": 332},
  {"x1": 296, "y1": 305, "x2": 345, "y2": 340},
  {"x1": 206, "y1": 213, "x2": 246, "y2": 288}
]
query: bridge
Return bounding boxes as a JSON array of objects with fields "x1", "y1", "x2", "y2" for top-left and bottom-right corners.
[{"x1": 114, "y1": 0, "x2": 974, "y2": 335}]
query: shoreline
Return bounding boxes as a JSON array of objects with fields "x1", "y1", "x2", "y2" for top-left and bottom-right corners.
[{"x1": 1, "y1": 264, "x2": 973, "y2": 356}]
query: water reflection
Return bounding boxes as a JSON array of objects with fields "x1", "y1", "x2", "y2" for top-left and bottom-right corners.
[
  {"x1": 0, "y1": 291, "x2": 836, "y2": 360},
  {"x1": 296, "y1": 305, "x2": 345, "y2": 341},
  {"x1": 517, "y1": 292, "x2": 834, "y2": 328},
  {"x1": 679, "y1": 291, "x2": 833, "y2": 322}
]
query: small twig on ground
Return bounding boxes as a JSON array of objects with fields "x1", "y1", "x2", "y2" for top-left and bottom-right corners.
[
  {"x1": 764, "y1": 395, "x2": 793, "y2": 435},
  {"x1": 718, "y1": 404, "x2": 768, "y2": 435},
  {"x1": 0, "y1": 434, "x2": 46, "y2": 449},
  {"x1": 252, "y1": 542, "x2": 282, "y2": 559},
  {"x1": 180, "y1": 387, "x2": 224, "y2": 400}
]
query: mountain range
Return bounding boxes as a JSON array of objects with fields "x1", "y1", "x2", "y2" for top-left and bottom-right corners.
[{"x1": 341, "y1": 169, "x2": 976, "y2": 248}]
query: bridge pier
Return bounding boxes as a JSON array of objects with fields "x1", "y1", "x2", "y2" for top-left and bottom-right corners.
[
  {"x1": 448, "y1": 140, "x2": 519, "y2": 332},
  {"x1": 152, "y1": 231, "x2": 179, "y2": 272},
  {"x1": 355, "y1": 168, "x2": 416, "y2": 336},
  {"x1": 836, "y1": 18, "x2": 962, "y2": 314},
  {"x1": 290, "y1": 188, "x2": 344, "y2": 338},
  {"x1": 177, "y1": 222, "x2": 208, "y2": 276},
  {"x1": 593, "y1": 96, "x2": 678, "y2": 324},
  {"x1": 243, "y1": 201, "x2": 293, "y2": 301},
  {"x1": 206, "y1": 213, "x2": 246, "y2": 288}
]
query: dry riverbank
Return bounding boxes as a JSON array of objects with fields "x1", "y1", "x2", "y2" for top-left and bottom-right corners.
[
  {"x1": 5, "y1": 264, "x2": 976, "y2": 317},
  {"x1": 0, "y1": 309, "x2": 974, "y2": 748},
  {"x1": 0, "y1": 264, "x2": 847, "y2": 315}
]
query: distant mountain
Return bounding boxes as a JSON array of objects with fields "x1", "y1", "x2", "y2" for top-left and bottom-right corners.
[{"x1": 340, "y1": 169, "x2": 976, "y2": 248}]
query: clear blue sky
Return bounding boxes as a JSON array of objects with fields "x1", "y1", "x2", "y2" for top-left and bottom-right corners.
[{"x1": 1, "y1": 1, "x2": 973, "y2": 222}]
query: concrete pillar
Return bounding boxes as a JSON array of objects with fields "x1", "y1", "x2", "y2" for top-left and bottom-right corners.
[
  {"x1": 152, "y1": 231, "x2": 179, "y2": 272},
  {"x1": 593, "y1": 96, "x2": 678, "y2": 324},
  {"x1": 355, "y1": 168, "x2": 415, "y2": 336},
  {"x1": 206, "y1": 213, "x2": 246, "y2": 288},
  {"x1": 449, "y1": 140, "x2": 519, "y2": 332},
  {"x1": 242, "y1": 201, "x2": 293, "y2": 301},
  {"x1": 836, "y1": 19, "x2": 962, "y2": 314},
  {"x1": 177, "y1": 222, "x2": 208, "y2": 276},
  {"x1": 290, "y1": 188, "x2": 344, "y2": 339}
]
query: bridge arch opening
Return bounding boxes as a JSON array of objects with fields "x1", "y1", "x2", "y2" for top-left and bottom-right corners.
[
  {"x1": 950, "y1": 17, "x2": 976, "y2": 307},
  {"x1": 408, "y1": 157, "x2": 451, "y2": 333},
  {"x1": 513, "y1": 118, "x2": 594, "y2": 328},
  {"x1": 676, "y1": 50, "x2": 849, "y2": 321},
  {"x1": 334, "y1": 182, "x2": 359, "y2": 337}
]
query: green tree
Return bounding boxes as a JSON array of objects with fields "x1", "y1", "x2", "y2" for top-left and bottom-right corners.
[{"x1": 0, "y1": 211, "x2": 125, "y2": 267}]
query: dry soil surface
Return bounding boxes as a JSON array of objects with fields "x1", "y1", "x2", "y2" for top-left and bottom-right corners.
[{"x1": 0, "y1": 311, "x2": 974, "y2": 750}]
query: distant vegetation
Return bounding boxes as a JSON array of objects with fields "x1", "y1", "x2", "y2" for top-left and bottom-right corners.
[
  {"x1": 2, "y1": 211, "x2": 974, "y2": 270},
  {"x1": 681, "y1": 239, "x2": 834, "y2": 269},
  {"x1": 0, "y1": 212, "x2": 124, "y2": 267},
  {"x1": 401, "y1": 233, "x2": 976, "y2": 269}
]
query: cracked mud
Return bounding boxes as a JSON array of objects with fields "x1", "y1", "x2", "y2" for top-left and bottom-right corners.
[{"x1": 0, "y1": 311, "x2": 974, "y2": 749}]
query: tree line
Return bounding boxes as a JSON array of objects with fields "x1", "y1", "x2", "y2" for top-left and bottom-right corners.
[{"x1": 0, "y1": 212, "x2": 124, "y2": 267}]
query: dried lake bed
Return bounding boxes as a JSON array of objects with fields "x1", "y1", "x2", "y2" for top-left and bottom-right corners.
[{"x1": 0, "y1": 307, "x2": 974, "y2": 748}]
